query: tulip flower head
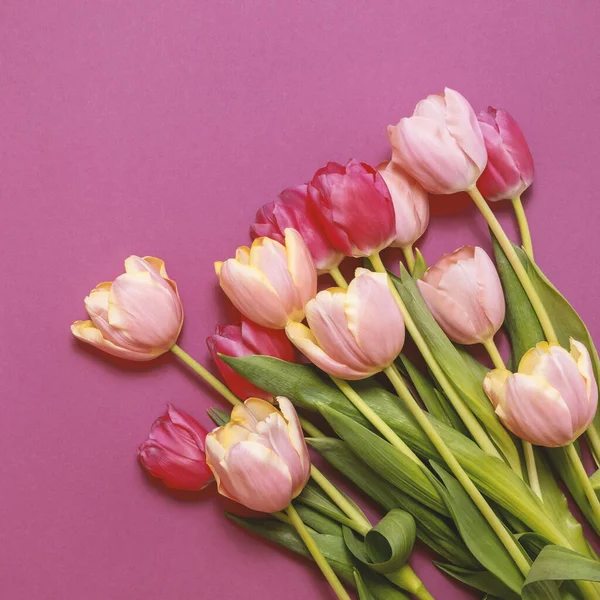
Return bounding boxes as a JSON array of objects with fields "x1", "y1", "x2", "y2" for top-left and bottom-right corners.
[
  {"x1": 71, "y1": 256, "x2": 184, "y2": 360},
  {"x1": 484, "y1": 340, "x2": 598, "y2": 447},
  {"x1": 388, "y1": 88, "x2": 487, "y2": 195},
  {"x1": 250, "y1": 185, "x2": 343, "y2": 273},
  {"x1": 207, "y1": 319, "x2": 296, "y2": 401},
  {"x1": 138, "y1": 405, "x2": 214, "y2": 491},
  {"x1": 417, "y1": 246, "x2": 505, "y2": 345},
  {"x1": 477, "y1": 107, "x2": 535, "y2": 202},
  {"x1": 307, "y1": 159, "x2": 396, "y2": 258},
  {"x1": 286, "y1": 268, "x2": 405, "y2": 380},
  {"x1": 205, "y1": 397, "x2": 311, "y2": 513},
  {"x1": 377, "y1": 161, "x2": 430, "y2": 249},
  {"x1": 215, "y1": 229, "x2": 317, "y2": 330}
]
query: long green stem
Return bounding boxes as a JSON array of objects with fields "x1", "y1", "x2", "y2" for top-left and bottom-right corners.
[
  {"x1": 482, "y1": 338, "x2": 542, "y2": 500},
  {"x1": 286, "y1": 503, "x2": 352, "y2": 600},
  {"x1": 330, "y1": 376, "x2": 423, "y2": 466},
  {"x1": 566, "y1": 443, "x2": 600, "y2": 525},
  {"x1": 384, "y1": 364, "x2": 531, "y2": 577},
  {"x1": 468, "y1": 186, "x2": 558, "y2": 344},
  {"x1": 402, "y1": 245, "x2": 416, "y2": 275},
  {"x1": 329, "y1": 266, "x2": 349, "y2": 289},
  {"x1": 587, "y1": 424, "x2": 600, "y2": 468},
  {"x1": 511, "y1": 195, "x2": 534, "y2": 261},
  {"x1": 369, "y1": 252, "x2": 503, "y2": 461}
]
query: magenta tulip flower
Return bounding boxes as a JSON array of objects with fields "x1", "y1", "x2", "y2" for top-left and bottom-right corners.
[
  {"x1": 477, "y1": 107, "x2": 535, "y2": 202},
  {"x1": 138, "y1": 405, "x2": 214, "y2": 491},
  {"x1": 417, "y1": 246, "x2": 505, "y2": 345}
]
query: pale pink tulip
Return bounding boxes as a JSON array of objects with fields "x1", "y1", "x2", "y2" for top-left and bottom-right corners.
[
  {"x1": 417, "y1": 246, "x2": 505, "y2": 345},
  {"x1": 477, "y1": 107, "x2": 534, "y2": 202},
  {"x1": 138, "y1": 405, "x2": 214, "y2": 491},
  {"x1": 388, "y1": 88, "x2": 487, "y2": 194},
  {"x1": 250, "y1": 185, "x2": 343, "y2": 273},
  {"x1": 286, "y1": 268, "x2": 405, "y2": 379},
  {"x1": 307, "y1": 159, "x2": 396, "y2": 258},
  {"x1": 71, "y1": 256, "x2": 184, "y2": 360},
  {"x1": 377, "y1": 161, "x2": 430, "y2": 248},
  {"x1": 205, "y1": 397, "x2": 311, "y2": 512},
  {"x1": 484, "y1": 340, "x2": 598, "y2": 447},
  {"x1": 215, "y1": 229, "x2": 317, "y2": 329}
]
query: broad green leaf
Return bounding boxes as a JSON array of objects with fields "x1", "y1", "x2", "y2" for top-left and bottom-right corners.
[
  {"x1": 308, "y1": 436, "x2": 477, "y2": 568},
  {"x1": 342, "y1": 511, "x2": 416, "y2": 574},
  {"x1": 435, "y1": 563, "x2": 520, "y2": 599},
  {"x1": 590, "y1": 468, "x2": 600, "y2": 493},
  {"x1": 392, "y1": 268, "x2": 522, "y2": 472},
  {"x1": 319, "y1": 405, "x2": 448, "y2": 516},
  {"x1": 294, "y1": 504, "x2": 343, "y2": 536},
  {"x1": 354, "y1": 569, "x2": 376, "y2": 600},
  {"x1": 430, "y1": 463, "x2": 525, "y2": 594}
]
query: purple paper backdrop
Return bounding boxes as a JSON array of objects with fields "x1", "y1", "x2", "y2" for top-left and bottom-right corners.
[{"x1": 2, "y1": 1, "x2": 600, "y2": 598}]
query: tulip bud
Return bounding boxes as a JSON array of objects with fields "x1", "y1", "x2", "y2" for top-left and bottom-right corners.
[
  {"x1": 138, "y1": 405, "x2": 214, "y2": 491},
  {"x1": 417, "y1": 246, "x2": 505, "y2": 345},
  {"x1": 215, "y1": 229, "x2": 317, "y2": 329},
  {"x1": 207, "y1": 319, "x2": 296, "y2": 401},
  {"x1": 205, "y1": 397, "x2": 311, "y2": 512},
  {"x1": 307, "y1": 159, "x2": 396, "y2": 257},
  {"x1": 484, "y1": 340, "x2": 598, "y2": 447},
  {"x1": 71, "y1": 256, "x2": 184, "y2": 360},
  {"x1": 377, "y1": 161, "x2": 430, "y2": 248},
  {"x1": 476, "y1": 107, "x2": 535, "y2": 202},
  {"x1": 286, "y1": 268, "x2": 405, "y2": 380},
  {"x1": 250, "y1": 186, "x2": 343, "y2": 273},
  {"x1": 388, "y1": 88, "x2": 487, "y2": 195}
]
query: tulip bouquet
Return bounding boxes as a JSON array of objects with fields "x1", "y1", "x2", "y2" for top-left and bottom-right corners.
[{"x1": 72, "y1": 88, "x2": 600, "y2": 599}]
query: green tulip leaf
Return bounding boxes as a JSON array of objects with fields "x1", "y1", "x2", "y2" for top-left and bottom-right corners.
[
  {"x1": 412, "y1": 248, "x2": 428, "y2": 280},
  {"x1": 430, "y1": 462, "x2": 525, "y2": 594},
  {"x1": 354, "y1": 569, "x2": 376, "y2": 600},
  {"x1": 206, "y1": 407, "x2": 230, "y2": 427},
  {"x1": 434, "y1": 563, "x2": 520, "y2": 600},
  {"x1": 293, "y1": 504, "x2": 343, "y2": 536}
]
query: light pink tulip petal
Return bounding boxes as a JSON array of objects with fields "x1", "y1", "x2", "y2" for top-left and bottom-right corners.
[
  {"x1": 249, "y1": 237, "x2": 299, "y2": 316},
  {"x1": 109, "y1": 272, "x2": 182, "y2": 348},
  {"x1": 219, "y1": 260, "x2": 289, "y2": 329},
  {"x1": 285, "y1": 228, "x2": 318, "y2": 313},
  {"x1": 413, "y1": 94, "x2": 447, "y2": 123},
  {"x1": 345, "y1": 270, "x2": 405, "y2": 368},
  {"x1": 243, "y1": 397, "x2": 280, "y2": 423},
  {"x1": 443, "y1": 88, "x2": 487, "y2": 172},
  {"x1": 498, "y1": 374, "x2": 574, "y2": 447},
  {"x1": 219, "y1": 441, "x2": 294, "y2": 513},
  {"x1": 570, "y1": 339, "x2": 599, "y2": 427},
  {"x1": 483, "y1": 369, "x2": 511, "y2": 408},
  {"x1": 285, "y1": 322, "x2": 373, "y2": 380},
  {"x1": 277, "y1": 396, "x2": 311, "y2": 484},
  {"x1": 417, "y1": 280, "x2": 481, "y2": 344},
  {"x1": 71, "y1": 320, "x2": 157, "y2": 360},
  {"x1": 473, "y1": 247, "x2": 505, "y2": 335},
  {"x1": 305, "y1": 291, "x2": 372, "y2": 371}
]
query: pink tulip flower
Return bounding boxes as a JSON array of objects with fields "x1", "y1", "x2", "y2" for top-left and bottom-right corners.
[
  {"x1": 286, "y1": 268, "x2": 405, "y2": 380},
  {"x1": 71, "y1": 256, "x2": 184, "y2": 360},
  {"x1": 215, "y1": 229, "x2": 317, "y2": 329},
  {"x1": 250, "y1": 185, "x2": 343, "y2": 273},
  {"x1": 307, "y1": 159, "x2": 396, "y2": 258},
  {"x1": 484, "y1": 340, "x2": 598, "y2": 447},
  {"x1": 205, "y1": 397, "x2": 311, "y2": 512},
  {"x1": 417, "y1": 246, "x2": 505, "y2": 345},
  {"x1": 207, "y1": 319, "x2": 296, "y2": 401},
  {"x1": 477, "y1": 107, "x2": 535, "y2": 202},
  {"x1": 388, "y1": 88, "x2": 487, "y2": 195},
  {"x1": 138, "y1": 405, "x2": 214, "y2": 491},
  {"x1": 377, "y1": 161, "x2": 430, "y2": 248}
]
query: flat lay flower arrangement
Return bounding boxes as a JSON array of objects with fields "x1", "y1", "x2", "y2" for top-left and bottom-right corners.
[{"x1": 72, "y1": 88, "x2": 600, "y2": 599}]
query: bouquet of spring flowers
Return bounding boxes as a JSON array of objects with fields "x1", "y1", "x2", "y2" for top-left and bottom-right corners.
[{"x1": 72, "y1": 88, "x2": 600, "y2": 599}]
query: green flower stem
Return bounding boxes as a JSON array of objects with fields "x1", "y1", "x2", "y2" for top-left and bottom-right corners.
[
  {"x1": 511, "y1": 195, "x2": 534, "y2": 261},
  {"x1": 468, "y1": 186, "x2": 557, "y2": 344},
  {"x1": 369, "y1": 252, "x2": 504, "y2": 462},
  {"x1": 566, "y1": 443, "x2": 600, "y2": 525},
  {"x1": 402, "y1": 245, "x2": 416, "y2": 275},
  {"x1": 329, "y1": 266, "x2": 349, "y2": 289},
  {"x1": 383, "y1": 363, "x2": 531, "y2": 577},
  {"x1": 586, "y1": 424, "x2": 600, "y2": 467},
  {"x1": 386, "y1": 569, "x2": 435, "y2": 600},
  {"x1": 482, "y1": 338, "x2": 542, "y2": 500},
  {"x1": 330, "y1": 376, "x2": 424, "y2": 467},
  {"x1": 286, "y1": 503, "x2": 352, "y2": 600}
]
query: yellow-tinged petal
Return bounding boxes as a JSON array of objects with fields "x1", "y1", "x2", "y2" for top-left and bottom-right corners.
[
  {"x1": 284, "y1": 228, "x2": 317, "y2": 310},
  {"x1": 518, "y1": 341, "x2": 553, "y2": 375},
  {"x1": 236, "y1": 246, "x2": 251, "y2": 265},
  {"x1": 483, "y1": 368, "x2": 511, "y2": 408},
  {"x1": 245, "y1": 397, "x2": 280, "y2": 422},
  {"x1": 214, "y1": 261, "x2": 223, "y2": 276}
]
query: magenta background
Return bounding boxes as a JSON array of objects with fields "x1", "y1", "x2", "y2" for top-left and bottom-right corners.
[{"x1": 2, "y1": 1, "x2": 600, "y2": 598}]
